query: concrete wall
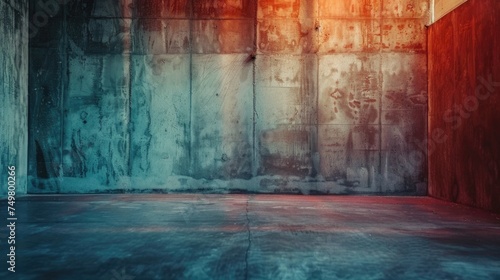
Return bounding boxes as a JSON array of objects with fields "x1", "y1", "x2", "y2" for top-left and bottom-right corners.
[
  {"x1": 428, "y1": 0, "x2": 500, "y2": 212},
  {"x1": 29, "y1": 0, "x2": 430, "y2": 194},
  {"x1": 0, "y1": 0, "x2": 29, "y2": 197}
]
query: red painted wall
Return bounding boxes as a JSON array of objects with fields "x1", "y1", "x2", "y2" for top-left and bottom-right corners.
[{"x1": 428, "y1": 0, "x2": 500, "y2": 212}]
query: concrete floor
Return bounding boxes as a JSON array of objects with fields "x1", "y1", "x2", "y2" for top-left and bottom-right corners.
[{"x1": 1, "y1": 195, "x2": 499, "y2": 280}]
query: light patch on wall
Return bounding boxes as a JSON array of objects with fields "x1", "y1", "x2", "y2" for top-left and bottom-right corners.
[{"x1": 432, "y1": 0, "x2": 468, "y2": 23}]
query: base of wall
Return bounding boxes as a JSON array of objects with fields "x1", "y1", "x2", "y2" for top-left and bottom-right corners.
[{"x1": 28, "y1": 175, "x2": 427, "y2": 196}]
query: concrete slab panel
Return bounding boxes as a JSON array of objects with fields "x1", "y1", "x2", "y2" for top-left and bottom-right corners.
[
  {"x1": 62, "y1": 97, "x2": 129, "y2": 186},
  {"x1": 380, "y1": 108, "x2": 427, "y2": 193},
  {"x1": 134, "y1": 0, "x2": 189, "y2": 19},
  {"x1": 63, "y1": 54, "x2": 130, "y2": 187},
  {"x1": 192, "y1": 20, "x2": 254, "y2": 54},
  {"x1": 193, "y1": 0, "x2": 255, "y2": 19},
  {"x1": 130, "y1": 55, "x2": 191, "y2": 181},
  {"x1": 86, "y1": 18, "x2": 132, "y2": 54},
  {"x1": 381, "y1": 18, "x2": 426, "y2": 52},
  {"x1": 257, "y1": 125, "x2": 316, "y2": 177},
  {"x1": 381, "y1": 53, "x2": 427, "y2": 110},
  {"x1": 256, "y1": 87, "x2": 317, "y2": 126},
  {"x1": 381, "y1": 111, "x2": 427, "y2": 154},
  {"x1": 66, "y1": 18, "x2": 132, "y2": 55},
  {"x1": 28, "y1": 15, "x2": 63, "y2": 48},
  {"x1": 319, "y1": 124, "x2": 380, "y2": 152},
  {"x1": 381, "y1": 123, "x2": 424, "y2": 153},
  {"x1": 66, "y1": 0, "x2": 133, "y2": 18},
  {"x1": 67, "y1": 54, "x2": 130, "y2": 98},
  {"x1": 255, "y1": 54, "x2": 317, "y2": 126},
  {"x1": 318, "y1": 0, "x2": 381, "y2": 18},
  {"x1": 132, "y1": 19, "x2": 190, "y2": 54},
  {"x1": 29, "y1": 0, "x2": 64, "y2": 19},
  {"x1": 382, "y1": 109, "x2": 427, "y2": 127},
  {"x1": 67, "y1": 55, "x2": 97, "y2": 98},
  {"x1": 318, "y1": 125, "x2": 379, "y2": 188},
  {"x1": 318, "y1": 19, "x2": 381, "y2": 53},
  {"x1": 258, "y1": 0, "x2": 317, "y2": 19},
  {"x1": 0, "y1": 0, "x2": 28, "y2": 196},
  {"x1": 255, "y1": 54, "x2": 318, "y2": 178},
  {"x1": 382, "y1": 0, "x2": 430, "y2": 19},
  {"x1": 191, "y1": 54, "x2": 253, "y2": 179},
  {"x1": 28, "y1": 48, "x2": 63, "y2": 192},
  {"x1": 255, "y1": 55, "x2": 304, "y2": 88},
  {"x1": 381, "y1": 122, "x2": 427, "y2": 191},
  {"x1": 258, "y1": 18, "x2": 318, "y2": 54},
  {"x1": 318, "y1": 54, "x2": 381, "y2": 125}
]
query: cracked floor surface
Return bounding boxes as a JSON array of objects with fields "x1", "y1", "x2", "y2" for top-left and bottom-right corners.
[{"x1": 1, "y1": 195, "x2": 499, "y2": 279}]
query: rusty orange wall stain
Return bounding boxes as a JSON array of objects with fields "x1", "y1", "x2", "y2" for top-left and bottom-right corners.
[
  {"x1": 318, "y1": 0, "x2": 381, "y2": 18},
  {"x1": 258, "y1": 0, "x2": 301, "y2": 18},
  {"x1": 193, "y1": 0, "x2": 255, "y2": 18}
]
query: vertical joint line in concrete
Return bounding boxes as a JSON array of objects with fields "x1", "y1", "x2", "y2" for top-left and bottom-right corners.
[
  {"x1": 378, "y1": 3, "x2": 383, "y2": 177},
  {"x1": 26, "y1": 2, "x2": 31, "y2": 191},
  {"x1": 188, "y1": 0, "x2": 194, "y2": 176},
  {"x1": 252, "y1": 0, "x2": 258, "y2": 177},
  {"x1": 127, "y1": 11, "x2": 133, "y2": 179},
  {"x1": 426, "y1": 15, "x2": 432, "y2": 185},
  {"x1": 60, "y1": 0, "x2": 68, "y2": 192},
  {"x1": 315, "y1": 49, "x2": 320, "y2": 178},
  {"x1": 378, "y1": 64, "x2": 383, "y2": 177}
]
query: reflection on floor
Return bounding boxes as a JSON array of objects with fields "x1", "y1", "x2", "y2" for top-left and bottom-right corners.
[{"x1": 1, "y1": 195, "x2": 499, "y2": 279}]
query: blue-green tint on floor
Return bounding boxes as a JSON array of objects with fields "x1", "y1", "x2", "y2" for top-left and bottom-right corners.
[{"x1": 0, "y1": 195, "x2": 499, "y2": 280}]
